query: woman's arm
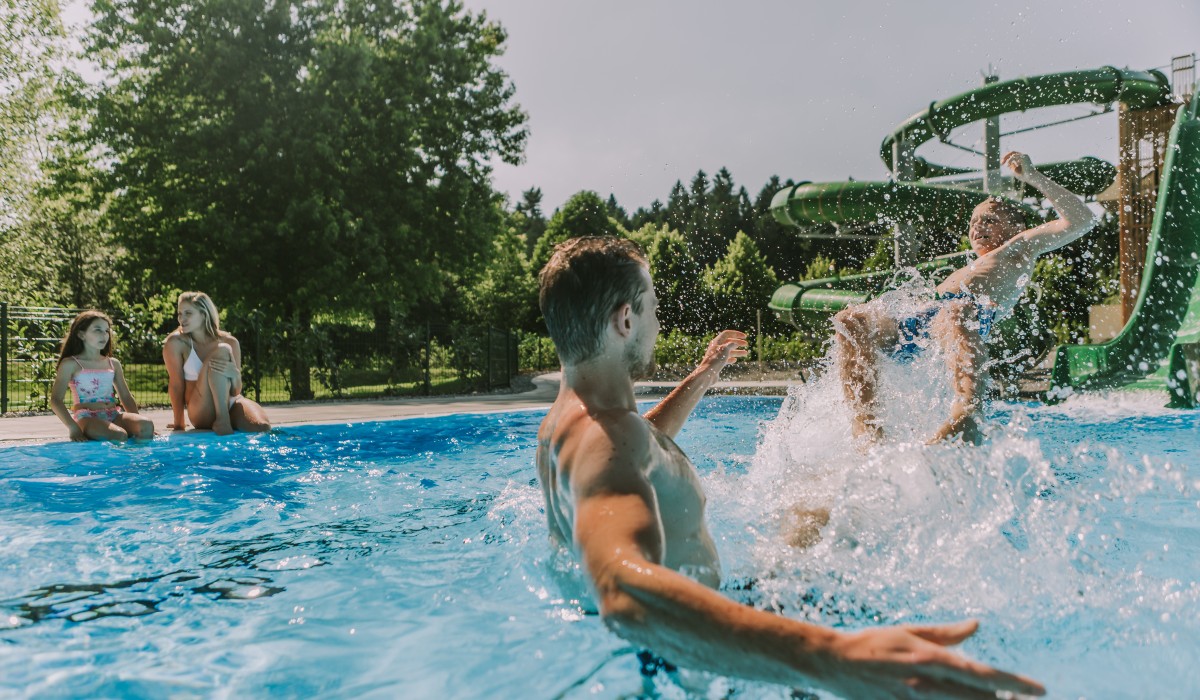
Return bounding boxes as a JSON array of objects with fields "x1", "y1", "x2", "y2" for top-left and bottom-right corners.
[
  {"x1": 162, "y1": 334, "x2": 188, "y2": 429},
  {"x1": 49, "y1": 361, "x2": 86, "y2": 441},
  {"x1": 112, "y1": 359, "x2": 140, "y2": 415},
  {"x1": 223, "y1": 333, "x2": 244, "y2": 395}
]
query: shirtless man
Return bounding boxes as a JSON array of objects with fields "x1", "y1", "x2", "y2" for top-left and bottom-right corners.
[
  {"x1": 835, "y1": 152, "x2": 1097, "y2": 443},
  {"x1": 536, "y1": 236, "x2": 1045, "y2": 697}
]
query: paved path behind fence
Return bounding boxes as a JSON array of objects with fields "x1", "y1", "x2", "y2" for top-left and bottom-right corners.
[{"x1": 1, "y1": 373, "x2": 802, "y2": 444}]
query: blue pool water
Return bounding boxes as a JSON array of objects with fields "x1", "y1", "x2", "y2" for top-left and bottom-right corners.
[{"x1": 1, "y1": 393, "x2": 1198, "y2": 698}]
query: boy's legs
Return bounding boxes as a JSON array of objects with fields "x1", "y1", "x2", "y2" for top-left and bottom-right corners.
[
  {"x1": 833, "y1": 304, "x2": 899, "y2": 441},
  {"x1": 928, "y1": 300, "x2": 987, "y2": 444}
]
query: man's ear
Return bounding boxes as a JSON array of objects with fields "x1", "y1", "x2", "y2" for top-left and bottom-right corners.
[{"x1": 612, "y1": 303, "x2": 634, "y2": 338}]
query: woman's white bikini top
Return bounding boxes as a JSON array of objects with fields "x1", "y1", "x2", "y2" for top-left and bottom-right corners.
[{"x1": 182, "y1": 338, "x2": 204, "y2": 381}]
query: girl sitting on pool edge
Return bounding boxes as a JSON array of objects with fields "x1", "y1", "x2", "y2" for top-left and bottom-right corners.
[
  {"x1": 163, "y1": 291, "x2": 271, "y2": 435},
  {"x1": 49, "y1": 310, "x2": 155, "y2": 442}
]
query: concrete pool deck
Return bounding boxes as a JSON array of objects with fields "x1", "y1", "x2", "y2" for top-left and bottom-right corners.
[{"x1": 0, "y1": 372, "x2": 803, "y2": 444}]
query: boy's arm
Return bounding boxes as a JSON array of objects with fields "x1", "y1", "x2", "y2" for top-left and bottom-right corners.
[
  {"x1": 643, "y1": 330, "x2": 747, "y2": 438},
  {"x1": 1006, "y1": 151, "x2": 1097, "y2": 255},
  {"x1": 570, "y1": 415, "x2": 1045, "y2": 697},
  {"x1": 112, "y1": 359, "x2": 140, "y2": 415},
  {"x1": 49, "y1": 362, "x2": 86, "y2": 441}
]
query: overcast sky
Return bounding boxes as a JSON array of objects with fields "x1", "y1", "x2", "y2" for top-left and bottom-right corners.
[{"x1": 462, "y1": 1, "x2": 1199, "y2": 213}]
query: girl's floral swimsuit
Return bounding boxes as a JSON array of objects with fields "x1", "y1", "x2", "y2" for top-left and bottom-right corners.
[{"x1": 70, "y1": 357, "x2": 122, "y2": 422}]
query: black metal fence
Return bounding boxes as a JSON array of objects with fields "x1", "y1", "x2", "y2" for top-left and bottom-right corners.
[{"x1": 1, "y1": 302, "x2": 533, "y2": 413}]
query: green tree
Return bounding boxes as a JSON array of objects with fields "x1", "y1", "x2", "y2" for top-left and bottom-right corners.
[
  {"x1": 514, "y1": 186, "x2": 547, "y2": 256},
  {"x1": 465, "y1": 213, "x2": 537, "y2": 330},
  {"x1": 642, "y1": 225, "x2": 707, "y2": 332},
  {"x1": 83, "y1": 0, "x2": 527, "y2": 397},
  {"x1": 530, "y1": 190, "x2": 619, "y2": 274},
  {"x1": 0, "y1": 0, "x2": 69, "y2": 302},
  {"x1": 703, "y1": 231, "x2": 779, "y2": 331}
]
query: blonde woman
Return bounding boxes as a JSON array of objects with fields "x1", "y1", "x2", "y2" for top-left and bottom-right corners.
[{"x1": 163, "y1": 291, "x2": 271, "y2": 435}]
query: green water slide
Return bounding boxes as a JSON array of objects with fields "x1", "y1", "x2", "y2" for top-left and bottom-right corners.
[{"x1": 1049, "y1": 89, "x2": 1200, "y2": 407}]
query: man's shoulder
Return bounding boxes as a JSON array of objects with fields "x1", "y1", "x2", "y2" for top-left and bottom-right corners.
[{"x1": 545, "y1": 400, "x2": 651, "y2": 464}]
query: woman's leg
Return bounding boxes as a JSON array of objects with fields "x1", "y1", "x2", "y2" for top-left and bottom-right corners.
[
  {"x1": 230, "y1": 398, "x2": 272, "y2": 432},
  {"x1": 186, "y1": 343, "x2": 237, "y2": 431},
  {"x1": 206, "y1": 344, "x2": 238, "y2": 435}
]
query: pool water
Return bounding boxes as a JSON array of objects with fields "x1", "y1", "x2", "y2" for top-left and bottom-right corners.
[{"x1": 1, "y1": 393, "x2": 1198, "y2": 699}]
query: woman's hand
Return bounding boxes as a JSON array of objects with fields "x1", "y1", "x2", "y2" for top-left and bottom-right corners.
[{"x1": 68, "y1": 424, "x2": 88, "y2": 442}]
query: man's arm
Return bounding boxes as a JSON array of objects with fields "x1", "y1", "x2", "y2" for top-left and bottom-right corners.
[
  {"x1": 1006, "y1": 151, "x2": 1097, "y2": 255},
  {"x1": 570, "y1": 415, "x2": 1045, "y2": 697},
  {"x1": 643, "y1": 330, "x2": 747, "y2": 438}
]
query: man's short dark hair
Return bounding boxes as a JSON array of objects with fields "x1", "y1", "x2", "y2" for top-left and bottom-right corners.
[{"x1": 538, "y1": 236, "x2": 648, "y2": 365}]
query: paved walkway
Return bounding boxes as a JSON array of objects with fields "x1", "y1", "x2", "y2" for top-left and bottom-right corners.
[{"x1": 0, "y1": 373, "x2": 802, "y2": 444}]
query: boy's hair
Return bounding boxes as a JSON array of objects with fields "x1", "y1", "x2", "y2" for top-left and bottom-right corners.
[
  {"x1": 177, "y1": 291, "x2": 220, "y2": 338},
  {"x1": 538, "y1": 236, "x2": 648, "y2": 365},
  {"x1": 58, "y1": 310, "x2": 115, "y2": 364},
  {"x1": 978, "y1": 196, "x2": 1028, "y2": 232}
]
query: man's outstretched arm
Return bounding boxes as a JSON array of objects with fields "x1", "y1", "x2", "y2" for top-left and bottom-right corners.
[
  {"x1": 570, "y1": 416, "x2": 1046, "y2": 697},
  {"x1": 1006, "y1": 151, "x2": 1098, "y2": 255},
  {"x1": 643, "y1": 330, "x2": 748, "y2": 438}
]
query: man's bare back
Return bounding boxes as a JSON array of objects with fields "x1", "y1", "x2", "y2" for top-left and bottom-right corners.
[{"x1": 537, "y1": 391, "x2": 721, "y2": 589}]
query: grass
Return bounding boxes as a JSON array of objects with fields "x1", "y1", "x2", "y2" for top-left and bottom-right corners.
[{"x1": 2, "y1": 361, "x2": 490, "y2": 413}]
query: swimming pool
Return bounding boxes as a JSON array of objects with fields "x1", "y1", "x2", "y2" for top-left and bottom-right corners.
[{"x1": 1, "y1": 393, "x2": 1197, "y2": 698}]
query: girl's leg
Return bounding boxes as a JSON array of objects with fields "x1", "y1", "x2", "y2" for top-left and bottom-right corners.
[
  {"x1": 116, "y1": 412, "x2": 155, "y2": 440},
  {"x1": 77, "y1": 416, "x2": 129, "y2": 441},
  {"x1": 230, "y1": 397, "x2": 271, "y2": 432}
]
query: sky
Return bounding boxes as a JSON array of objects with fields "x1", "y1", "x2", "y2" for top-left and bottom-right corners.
[{"x1": 461, "y1": 0, "x2": 1199, "y2": 213}]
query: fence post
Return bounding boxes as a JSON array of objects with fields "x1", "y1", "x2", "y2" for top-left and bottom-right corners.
[
  {"x1": 423, "y1": 321, "x2": 431, "y2": 396},
  {"x1": 486, "y1": 326, "x2": 493, "y2": 389},
  {"x1": 253, "y1": 311, "x2": 261, "y2": 403},
  {"x1": 1, "y1": 302, "x2": 7, "y2": 414}
]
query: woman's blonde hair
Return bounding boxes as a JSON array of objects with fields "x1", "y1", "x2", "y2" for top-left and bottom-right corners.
[{"x1": 177, "y1": 291, "x2": 220, "y2": 338}]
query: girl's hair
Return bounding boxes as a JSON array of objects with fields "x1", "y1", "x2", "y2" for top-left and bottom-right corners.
[
  {"x1": 177, "y1": 291, "x2": 220, "y2": 338},
  {"x1": 57, "y1": 310, "x2": 115, "y2": 365}
]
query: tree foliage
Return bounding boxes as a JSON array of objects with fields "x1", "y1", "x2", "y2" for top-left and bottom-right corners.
[
  {"x1": 0, "y1": 0, "x2": 70, "y2": 302},
  {"x1": 83, "y1": 0, "x2": 527, "y2": 324},
  {"x1": 703, "y1": 231, "x2": 779, "y2": 331},
  {"x1": 529, "y1": 190, "x2": 618, "y2": 275}
]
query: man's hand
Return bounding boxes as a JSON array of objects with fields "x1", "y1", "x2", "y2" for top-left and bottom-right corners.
[
  {"x1": 826, "y1": 620, "x2": 1046, "y2": 699},
  {"x1": 1002, "y1": 151, "x2": 1037, "y2": 182},
  {"x1": 700, "y1": 330, "x2": 750, "y2": 373}
]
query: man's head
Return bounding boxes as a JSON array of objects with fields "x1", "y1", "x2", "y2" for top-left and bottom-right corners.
[
  {"x1": 539, "y1": 236, "x2": 657, "y2": 374},
  {"x1": 968, "y1": 197, "x2": 1026, "y2": 253}
]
